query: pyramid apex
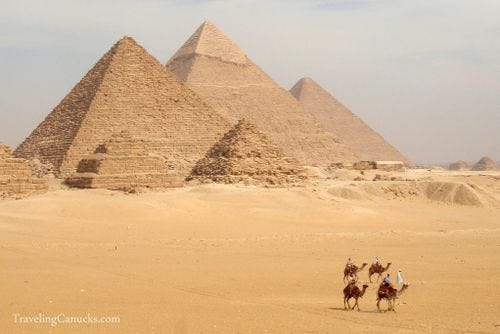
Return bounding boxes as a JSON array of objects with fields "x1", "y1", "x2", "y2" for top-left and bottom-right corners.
[
  {"x1": 168, "y1": 21, "x2": 247, "y2": 64},
  {"x1": 290, "y1": 77, "x2": 325, "y2": 99}
]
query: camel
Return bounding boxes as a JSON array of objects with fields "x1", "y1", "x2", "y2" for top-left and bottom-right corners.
[
  {"x1": 343, "y1": 263, "x2": 368, "y2": 283},
  {"x1": 343, "y1": 283, "x2": 369, "y2": 311},
  {"x1": 376, "y1": 283, "x2": 409, "y2": 312},
  {"x1": 368, "y1": 262, "x2": 391, "y2": 282}
]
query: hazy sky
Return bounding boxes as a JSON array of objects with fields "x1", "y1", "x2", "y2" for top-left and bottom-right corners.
[{"x1": 1, "y1": 0, "x2": 499, "y2": 164}]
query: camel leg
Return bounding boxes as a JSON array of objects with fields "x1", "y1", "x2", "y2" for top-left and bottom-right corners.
[
  {"x1": 376, "y1": 298, "x2": 381, "y2": 312},
  {"x1": 346, "y1": 297, "x2": 352, "y2": 311},
  {"x1": 369, "y1": 273, "x2": 372, "y2": 283},
  {"x1": 353, "y1": 297, "x2": 360, "y2": 311},
  {"x1": 344, "y1": 296, "x2": 347, "y2": 310}
]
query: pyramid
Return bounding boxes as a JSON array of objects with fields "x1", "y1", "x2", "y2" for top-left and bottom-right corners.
[
  {"x1": 166, "y1": 21, "x2": 358, "y2": 166},
  {"x1": 15, "y1": 36, "x2": 230, "y2": 176},
  {"x1": 65, "y1": 131, "x2": 182, "y2": 190},
  {"x1": 448, "y1": 160, "x2": 471, "y2": 171},
  {"x1": 290, "y1": 77, "x2": 409, "y2": 165},
  {"x1": 0, "y1": 143, "x2": 47, "y2": 198},
  {"x1": 189, "y1": 119, "x2": 307, "y2": 185},
  {"x1": 471, "y1": 156, "x2": 497, "y2": 171}
]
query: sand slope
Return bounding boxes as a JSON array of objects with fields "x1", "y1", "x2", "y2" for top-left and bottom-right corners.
[{"x1": 0, "y1": 171, "x2": 499, "y2": 333}]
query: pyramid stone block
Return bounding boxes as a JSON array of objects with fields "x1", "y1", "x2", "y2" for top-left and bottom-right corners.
[
  {"x1": 65, "y1": 131, "x2": 183, "y2": 190},
  {"x1": 189, "y1": 119, "x2": 307, "y2": 186},
  {"x1": 0, "y1": 143, "x2": 47, "y2": 198},
  {"x1": 290, "y1": 77, "x2": 409, "y2": 165},
  {"x1": 167, "y1": 21, "x2": 358, "y2": 167},
  {"x1": 15, "y1": 36, "x2": 230, "y2": 176}
]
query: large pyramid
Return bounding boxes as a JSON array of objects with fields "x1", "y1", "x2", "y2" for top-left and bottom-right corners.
[
  {"x1": 166, "y1": 21, "x2": 358, "y2": 166},
  {"x1": 290, "y1": 77, "x2": 409, "y2": 164},
  {"x1": 15, "y1": 36, "x2": 230, "y2": 176},
  {"x1": 189, "y1": 119, "x2": 307, "y2": 185},
  {"x1": 1, "y1": 143, "x2": 47, "y2": 198},
  {"x1": 65, "y1": 131, "x2": 182, "y2": 190}
]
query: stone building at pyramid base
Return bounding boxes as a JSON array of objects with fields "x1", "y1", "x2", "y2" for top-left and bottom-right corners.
[
  {"x1": 188, "y1": 119, "x2": 308, "y2": 187},
  {"x1": 0, "y1": 143, "x2": 47, "y2": 199},
  {"x1": 65, "y1": 132, "x2": 183, "y2": 191}
]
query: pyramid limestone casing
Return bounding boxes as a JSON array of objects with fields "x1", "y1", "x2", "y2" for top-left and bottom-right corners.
[
  {"x1": 0, "y1": 143, "x2": 47, "y2": 198},
  {"x1": 65, "y1": 132, "x2": 183, "y2": 190},
  {"x1": 190, "y1": 119, "x2": 307, "y2": 185},
  {"x1": 290, "y1": 77, "x2": 409, "y2": 165},
  {"x1": 167, "y1": 21, "x2": 358, "y2": 167},
  {"x1": 15, "y1": 37, "x2": 230, "y2": 176}
]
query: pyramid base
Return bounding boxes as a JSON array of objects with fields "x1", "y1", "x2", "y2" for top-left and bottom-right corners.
[{"x1": 65, "y1": 173, "x2": 183, "y2": 191}]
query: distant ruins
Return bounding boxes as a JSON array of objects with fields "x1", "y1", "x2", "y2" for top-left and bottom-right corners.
[
  {"x1": 188, "y1": 119, "x2": 307, "y2": 185},
  {"x1": 0, "y1": 143, "x2": 47, "y2": 198}
]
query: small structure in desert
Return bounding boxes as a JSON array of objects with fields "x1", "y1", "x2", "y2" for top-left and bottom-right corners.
[
  {"x1": 188, "y1": 119, "x2": 307, "y2": 186},
  {"x1": 448, "y1": 160, "x2": 471, "y2": 171},
  {"x1": 471, "y1": 156, "x2": 497, "y2": 171},
  {"x1": 353, "y1": 160, "x2": 404, "y2": 171},
  {"x1": 65, "y1": 131, "x2": 183, "y2": 191},
  {"x1": 0, "y1": 143, "x2": 47, "y2": 198}
]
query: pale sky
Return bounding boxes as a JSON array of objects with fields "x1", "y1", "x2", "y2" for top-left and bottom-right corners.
[{"x1": 1, "y1": 0, "x2": 499, "y2": 164}]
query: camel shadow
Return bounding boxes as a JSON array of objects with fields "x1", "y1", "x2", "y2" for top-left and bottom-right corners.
[{"x1": 327, "y1": 307, "x2": 377, "y2": 314}]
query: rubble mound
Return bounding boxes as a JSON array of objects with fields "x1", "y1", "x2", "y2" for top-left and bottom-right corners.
[
  {"x1": 0, "y1": 143, "x2": 47, "y2": 198},
  {"x1": 65, "y1": 131, "x2": 183, "y2": 191},
  {"x1": 188, "y1": 119, "x2": 307, "y2": 186}
]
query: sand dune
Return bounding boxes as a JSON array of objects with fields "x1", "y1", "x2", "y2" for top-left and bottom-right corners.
[{"x1": 0, "y1": 170, "x2": 499, "y2": 333}]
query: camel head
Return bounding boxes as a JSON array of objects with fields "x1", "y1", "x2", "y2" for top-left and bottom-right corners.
[
  {"x1": 360, "y1": 284, "x2": 369, "y2": 297},
  {"x1": 385, "y1": 262, "x2": 392, "y2": 270},
  {"x1": 398, "y1": 283, "x2": 410, "y2": 296}
]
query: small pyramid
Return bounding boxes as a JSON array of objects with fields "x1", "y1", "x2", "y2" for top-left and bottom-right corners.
[
  {"x1": 0, "y1": 143, "x2": 47, "y2": 198},
  {"x1": 189, "y1": 119, "x2": 307, "y2": 185},
  {"x1": 448, "y1": 160, "x2": 471, "y2": 171},
  {"x1": 15, "y1": 36, "x2": 230, "y2": 176},
  {"x1": 471, "y1": 156, "x2": 497, "y2": 171},
  {"x1": 167, "y1": 22, "x2": 358, "y2": 166},
  {"x1": 290, "y1": 77, "x2": 409, "y2": 165},
  {"x1": 65, "y1": 131, "x2": 183, "y2": 190}
]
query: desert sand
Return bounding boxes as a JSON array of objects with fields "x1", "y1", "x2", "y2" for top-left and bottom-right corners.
[{"x1": 1, "y1": 169, "x2": 499, "y2": 333}]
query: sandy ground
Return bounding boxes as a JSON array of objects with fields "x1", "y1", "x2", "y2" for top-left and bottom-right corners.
[{"x1": 0, "y1": 170, "x2": 499, "y2": 333}]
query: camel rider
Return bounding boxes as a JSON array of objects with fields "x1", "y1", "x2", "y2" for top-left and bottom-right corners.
[
  {"x1": 346, "y1": 258, "x2": 353, "y2": 270},
  {"x1": 374, "y1": 257, "x2": 380, "y2": 269},
  {"x1": 383, "y1": 273, "x2": 392, "y2": 287}
]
